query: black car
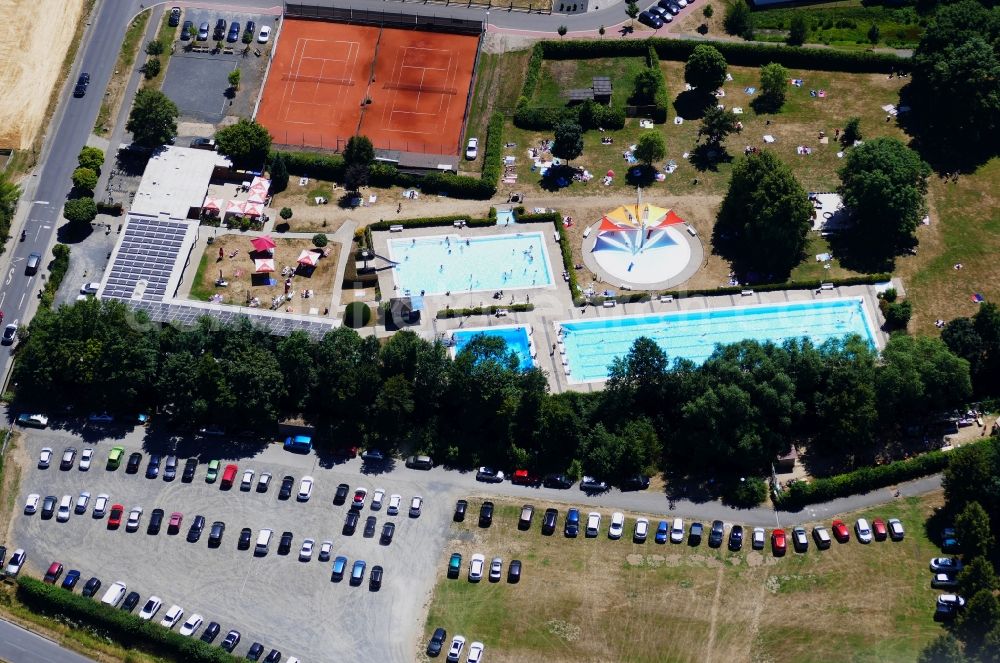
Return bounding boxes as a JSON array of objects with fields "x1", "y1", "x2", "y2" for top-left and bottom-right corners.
[
  {"x1": 200, "y1": 621, "x2": 221, "y2": 643},
  {"x1": 148, "y1": 508, "x2": 164, "y2": 535},
  {"x1": 182, "y1": 458, "x2": 198, "y2": 482},
  {"x1": 278, "y1": 530, "x2": 293, "y2": 554},
  {"x1": 82, "y1": 576, "x2": 102, "y2": 597},
  {"x1": 369, "y1": 565, "x2": 383, "y2": 591},
  {"x1": 543, "y1": 473, "x2": 573, "y2": 489},
  {"x1": 728, "y1": 524, "x2": 744, "y2": 551},
  {"x1": 579, "y1": 476, "x2": 609, "y2": 493},
  {"x1": 238, "y1": 527, "x2": 252, "y2": 550},
  {"x1": 145, "y1": 454, "x2": 161, "y2": 479},
  {"x1": 246, "y1": 642, "x2": 264, "y2": 661},
  {"x1": 208, "y1": 521, "x2": 226, "y2": 547},
  {"x1": 213, "y1": 18, "x2": 226, "y2": 40},
  {"x1": 126, "y1": 452, "x2": 142, "y2": 474},
  {"x1": 708, "y1": 520, "x2": 725, "y2": 548},
  {"x1": 187, "y1": 515, "x2": 206, "y2": 542},
  {"x1": 380, "y1": 522, "x2": 395, "y2": 545},
  {"x1": 227, "y1": 21, "x2": 240, "y2": 42},
  {"x1": 163, "y1": 455, "x2": 178, "y2": 481},
  {"x1": 73, "y1": 73, "x2": 90, "y2": 98},
  {"x1": 60, "y1": 447, "x2": 77, "y2": 470},
  {"x1": 475, "y1": 467, "x2": 504, "y2": 483},
  {"x1": 638, "y1": 10, "x2": 664, "y2": 28},
  {"x1": 542, "y1": 508, "x2": 558, "y2": 535},
  {"x1": 343, "y1": 511, "x2": 359, "y2": 535},
  {"x1": 264, "y1": 650, "x2": 281, "y2": 663},
  {"x1": 650, "y1": 6, "x2": 672, "y2": 21},
  {"x1": 508, "y1": 559, "x2": 522, "y2": 583},
  {"x1": 334, "y1": 483, "x2": 350, "y2": 505},
  {"x1": 168, "y1": 7, "x2": 181, "y2": 26},
  {"x1": 121, "y1": 591, "x2": 141, "y2": 612},
  {"x1": 181, "y1": 20, "x2": 194, "y2": 40},
  {"x1": 479, "y1": 501, "x2": 494, "y2": 528},
  {"x1": 518, "y1": 505, "x2": 534, "y2": 531},
  {"x1": 621, "y1": 474, "x2": 650, "y2": 491},
  {"x1": 41, "y1": 495, "x2": 57, "y2": 519},
  {"x1": 221, "y1": 629, "x2": 241, "y2": 652},
  {"x1": 453, "y1": 499, "x2": 467, "y2": 522},
  {"x1": 364, "y1": 516, "x2": 377, "y2": 538},
  {"x1": 690, "y1": 522, "x2": 704, "y2": 546},
  {"x1": 245, "y1": 20, "x2": 256, "y2": 36},
  {"x1": 279, "y1": 475, "x2": 294, "y2": 500},
  {"x1": 427, "y1": 627, "x2": 447, "y2": 657}
]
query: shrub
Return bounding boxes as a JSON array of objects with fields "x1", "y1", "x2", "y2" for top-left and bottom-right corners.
[
  {"x1": 436, "y1": 303, "x2": 535, "y2": 318},
  {"x1": 145, "y1": 39, "x2": 164, "y2": 56},
  {"x1": 63, "y1": 197, "x2": 98, "y2": 226},
  {"x1": 884, "y1": 299, "x2": 912, "y2": 329},
  {"x1": 143, "y1": 57, "x2": 161, "y2": 79},
  {"x1": 312, "y1": 233, "x2": 328, "y2": 248},
  {"x1": 41, "y1": 244, "x2": 70, "y2": 309},
  {"x1": 78, "y1": 146, "x2": 105, "y2": 173},
  {"x1": 344, "y1": 301, "x2": 372, "y2": 328},
  {"x1": 368, "y1": 215, "x2": 492, "y2": 231},
  {"x1": 722, "y1": 476, "x2": 768, "y2": 508},
  {"x1": 279, "y1": 207, "x2": 292, "y2": 220},
  {"x1": 480, "y1": 112, "x2": 505, "y2": 189},
  {"x1": 71, "y1": 167, "x2": 98, "y2": 192}
]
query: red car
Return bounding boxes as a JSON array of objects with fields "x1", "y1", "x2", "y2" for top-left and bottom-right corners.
[
  {"x1": 168, "y1": 512, "x2": 183, "y2": 533},
  {"x1": 872, "y1": 518, "x2": 887, "y2": 541},
  {"x1": 511, "y1": 470, "x2": 541, "y2": 487},
  {"x1": 831, "y1": 519, "x2": 850, "y2": 543},
  {"x1": 108, "y1": 504, "x2": 125, "y2": 529},
  {"x1": 771, "y1": 528, "x2": 787, "y2": 556},
  {"x1": 43, "y1": 561, "x2": 64, "y2": 584}
]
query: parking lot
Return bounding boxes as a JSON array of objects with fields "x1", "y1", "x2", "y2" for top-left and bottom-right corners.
[
  {"x1": 160, "y1": 7, "x2": 276, "y2": 124},
  {"x1": 9, "y1": 429, "x2": 460, "y2": 662}
]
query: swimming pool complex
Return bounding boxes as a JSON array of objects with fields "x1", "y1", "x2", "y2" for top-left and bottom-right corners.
[
  {"x1": 557, "y1": 298, "x2": 878, "y2": 383},
  {"x1": 450, "y1": 325, "x2": 535, "y2": 369},
  {"x1": 387, "y1": 232, "x2": 554, "y2": 296}
]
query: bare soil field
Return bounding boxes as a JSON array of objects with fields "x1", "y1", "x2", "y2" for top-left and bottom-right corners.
[{"x1": 0, "y1": 0, "x2": 86, "y2": 149}]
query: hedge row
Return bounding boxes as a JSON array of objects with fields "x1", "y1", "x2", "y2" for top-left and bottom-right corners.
[
  {"x1": 480, "y1": 111, "x2": 505, "y2": 190},
  {"x1": 647, "y1": 45, "x2": 670, "y2": 124},
  {"x1": 520, "y1": 42, "x2": 545, "y2": 101},
  {"x1": 368, "y1": 215, "x2": 494, "y2": 231},
  {"x1": 274, "y1": 150, "x2": 345, "y2": 182},
  {"x1": 16, "y1": 577, "x2": 240, "y2": 663},
  {"x1": 657, "y1": 273, "x2": 893, "y2": 300},
  {"x1": 436, "y1": 303, "x2": 535, "y2": 319},
  {"x1": 41, "y1": 244, "x2": 70, "y2": 309},
  {"x1": 774, "y1": 448, "x2": 951, "y2": 510}
]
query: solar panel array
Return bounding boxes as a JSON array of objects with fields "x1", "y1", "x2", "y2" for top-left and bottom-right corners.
[
  {"x1": 102, "y1": 216, "x2": 191, "y2": 302},
  {"x1": 124, "y1": 300, "x2": 339, "y2": 339}
]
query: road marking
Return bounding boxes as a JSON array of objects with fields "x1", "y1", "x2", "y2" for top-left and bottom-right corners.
[
  {"x1": 33, "y1": 200, "x2": 49, "y2": 205},
  {"x1": 18, "y1": 293, "x2": 26, "y2": 307},
  {"x1": 4, "y1": 269, "x2": 11, "y2": 286}
]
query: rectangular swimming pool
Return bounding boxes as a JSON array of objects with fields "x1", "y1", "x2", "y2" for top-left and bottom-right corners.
[
  {"x1": 387, "y1": 232, "x2": 554, "y2": 296},
  {"x1": 558, "y1": 298, "x2": 878, "y2": 383},
  {"x1": 450, "y1": 325, "x2": 535, "y2": 370}
]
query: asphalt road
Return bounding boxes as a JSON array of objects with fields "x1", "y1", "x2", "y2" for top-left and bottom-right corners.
[{"x1": 0, "y1": 618, "x2": 95, "y2": 663}]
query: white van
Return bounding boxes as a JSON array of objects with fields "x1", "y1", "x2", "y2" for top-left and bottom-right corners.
[
  {"x1": 670, "y1": 517, "x2": 685, "y2": 543},
  {"x1": 56, "y1": 495, "x2": 72, "y2": 522},
  {"x1": 101, "y1": 581, "x2": 127, "y2": 607},
  {"x1": 586, "y1": 512, "x2": 601, "y2": 538},
  {"x1": 255, "y1": 528, "x2": 273, "y2": 556}
]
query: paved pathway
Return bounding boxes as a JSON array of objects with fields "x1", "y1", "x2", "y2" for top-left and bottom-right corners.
[{"x1": 0, "y1": 618, "x2": 95, "y2": 663}]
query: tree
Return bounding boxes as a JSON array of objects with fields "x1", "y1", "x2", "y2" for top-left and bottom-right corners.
[
  {"x1": 599, "y1": 25, "x2": 606, "y2": 37},
  {"x1": 942, "y1": 438, "x2": 1000, "y2": 517},
  {"x1": 312, "y1": 233, "x2": 328, "y2": 248},
  {"x1": 842, "y1": 117, "x2": 862, "y2": 146},
  {"x1": 557, "y1": 25, "x2": 567, "y2": 37},
  {"x1": 215, "y1": 118, "x2": 272, "y2": 170},
  {"x1": 269, "y1": 152, "x2": 289, "y2": 193},
  {"x1": 632, "y1": 69, "x2": 662, "y2": 103},
  {"x1": 867, "y1": 22, "x2": 881, "y2": 46},
  {"x1": 228, "y1": 68, "x2": 241, "y2": 90},
  {"x1": 626, "y1": 1, "x2": 639, "y2": 25},
  {"x1": 125, "y1": 88, "x2": 179, "y2": 148},
  {"x1": 685, "y1": 44, "x2": 728, "y2": 93},
  {"x1": 703, "y1": 4, "x2": 714, "y2": 18},
  {"x1": 279, "y1": 207, "x2": 292, "y2": 220},
  {"x1": 959, "y1": 557, "x2": 998, "y2": 599},
  {"x1": 63, "y1": 197, "x2": 98, "y2": 226},
  {"x1": 71, "y1": 167, "x2": 98, "y2": 193},
  {"x1": 788, "y1": 15, "x2": 807, "y2": 46},
  {"x1": 958, "y1": 590, "x2": 1000, "y2": 654},
  {"x1": 145, "y1": 39, "x2": 164, "y2": 56},
  {"x1": 723, "y1": 0, "x2": 753, "y2": 38},
  {"x1": 142, "y1": 57, "x2": 161, "y2": 80},
  {"x1": 837, "y1": 137, "x2": 930, "y2": 255},
  {"x1": 343, "y1": 135, "x2": 375, "y2": 169},
  {"x1": 77, "y1": 146, "x2": 105, "y2": 173},
  {"x1": 955, "y1": 501, "x2": 995, "y2": 560},
  {"x1": 876, "y1": 335, "x2": 972, "y2": 428},
  {"x1": 634, "y1": 132, "x2": 666, "y2": 166},
  {"x1": 343, "y1": 161, "x2": 369, "y2": 193},
  {"x1": 697, "y1": 106, "x2": 740, "y2": 146},
  {"x1": 551, "y1": 121, "x2": 583, "y2": 164},
  {"x1": 715, "y1": 150, "x2": 813, "y2": 278},
  {"x1": 917, "y1": 634, "x2": 965, "y2": 663},
  {"x1": 758, "y1": 62, "x2": 788, "y2": 112}
]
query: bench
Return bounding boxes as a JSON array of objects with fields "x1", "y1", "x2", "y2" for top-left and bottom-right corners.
[
  {"x1": 389, "y1": 225, "x2": 404, "y2": 232},
  {"x1": 741, "y1": 289, "x2": 754, "y2": 297},
  {"x1": 453, "y1": 220, "x2": 466, "y2": 228},
  {"x1": 820, "y1": 283, "x2": 835, "y2": 291},
  {"x1": 685, "y1": 224, "x2": 697, "y2": 236},
  {"x1": 602, "y1": 300, "x2": 616, "y2": 308},
  {"x1": 660, "y1": 294, "x2": 674, "y2": 303}
]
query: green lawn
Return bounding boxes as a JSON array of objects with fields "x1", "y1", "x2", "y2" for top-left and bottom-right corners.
[
  {"x1": 531, "y1": 57, "x2": 649, "y2": 108},
  {"x1": 750, "y1": 0, "x2": 924, "y2": 49},
  {"x1": 422, "y1": 493, "x2": 946, "y2": 663}
]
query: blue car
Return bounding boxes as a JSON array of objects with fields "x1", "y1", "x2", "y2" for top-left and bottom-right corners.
[
  {"x1": 62, "y1": 569, "x2": 82, "y2": 591},
  {"x1": 350, "y1": 560, "x2": 367, "y2": 586},
  {"x1": 655, "y1": 520, "x2": 669, "y2": 544},
  {"x1": 331, "y1": 556, "x2": 347, "y2": 582},
  {"x1": 564, "y1": 508, "x2": 580, "y2": 538}
]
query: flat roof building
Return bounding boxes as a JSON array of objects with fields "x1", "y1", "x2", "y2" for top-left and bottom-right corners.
[{"x1": 131, "y1": 146, "x2": 232, "y2": 219}]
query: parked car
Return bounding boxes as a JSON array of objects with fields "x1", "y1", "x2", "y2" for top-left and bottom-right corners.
[
  {"x1": 39, "y1": 447, "x2": 53, "y2": 468},
  {"x1": 100, "y1": 582, "x2": 127, "y2": 607},
  {"x1": 518, "y1": 505, "x2": 534, "y2": 530},
  {"x1": 181, "y1": 20, "x2": 194, "y2": 40},
  {"x1": 565, "y1": 508, "x2": 580, "y2": 537},
  {"x1": 350, "y1": 559, "x2": 366, "y2": 586},
  {"x1": 855, "y1": 518, "x2": 873, "y2": 544},
  {"x1": 489, "y1": 557, "x2": 503, "y2": 582},
  {"x1": 334, "y1": 483, "x2": 350, "y2": 505},
  {"x1": 227, "y1": 21, "x2": 240, "y2": 42},
  {"x1": 465, "y1": 137, "x2": 478, "y2": 160},
  {"x1": 197, "y1": 21, "x2": 209, "y2": 40},
  {"x1": 479, "y1": 501, "x2": 494, "y2": 527},
  {"x1": 221, "y1": 629, "x2": 241, "y2": 651},
  {"x1": 476, "y1": 467, "x2": 505, "y2": 483},
  {"x1": 168, "y1": 6, "x2": 181, "y2": 26},
  {"x1": 187, "y1": 515, "x2": 206, "y2": 542},
  {"x1": 409, "y1": 495, "x2": 423, "y2": 517},
  {"x1": 388, "y1": 493, "x2": 401, "y2": 515},
  {"x1": 447, "y1": 635, "x2": 466, "y2": 663},
  {"x1": 206, "y1": 459, "x2": 220, "y2": 483},
  {"x1": 586, "y1": 512, "x2": 601, "y2": 538},
  {"x1": 364, "y1": 516, "x2": 377, "y2": 538},
  {"x1": 813, "y1": 525, "x2": 832, "y2": 549},
  {"x1": 935, "y1": 594, "x2": 967, "y2": 621},
  {"x1": 831, "y1": 519, "x2": 850, "y2": 543},
  {"x1": 655, "y1": 520, "x2": 669, "y2": 544},
  {"x1": 621, "y1": 474, "x2": 650, "y2": 491},
  {"x1": 344, "y1": 511, "x2": 359, "y2": 535},
  {"x1": 542, "y1": 508, "x2": 558, "y2": 535},
  {"x1": 56, "y1": 495, "x2": 72, "y2": 522},
  {"x1": 208, "y1": 521, "x2": 225, "y2": 547},
  {"x1": 279, "y1": 475, "x2": 294, "y2": 500},
  {"x1": 163, "y1": 455, "x2": 178, "y2": 481},
  {"x1": 454, "y1": 499, "x2": 468, "y2": 522},
  {"x1": 238, "y1": 527, "x2": 252, "y2": 550},
  {"x1": 634, "y1": 517, "x2": 649, "y2": 543},
  {"x1": 448, "y1": 553, "x2": 462, "y2": 579},
  {"x1": 469, "y1": 554, "x2": 485, "y2": 582},
  {"x1": 72, "y1": 73, "x2": 90, "y2": 97},
  {"x1": 580, "y1": 476, "x2": 609, "y2": 492},
  {"x1": 73, "y1": 491, "x2": 90, "y2": 514},
  {"x1": 608, "y1": 512, "x2": 625, "y2": 540},
  {"x1": 369, "y1": 564, "x2": 384, "y2": 590},
  {"x1": 371, "y1": 488, "x2": 385, "y2": 510},
  {"x1": 331, "y1": 556, "x2": 348, "y2": 581},
  {"x1": 24, "y1": 493, "x2": 40, "y2": 514},
  {"x1": 872, "y1": 518, "x2": 888, "y2": 541},
  {"x1": 61, "y1": 570, "x2": 81, "y2": 590},
  {"x1": 352, "y1": 487, "x2": 368, "y2": 510},
  {"x1": 360, "y1": 448, "x2": 386, "y2": 463},
  {"x1": 511, "y1": 469, "x2": 541, "y2": 486},
  {"x1": 543, "y1": 473, "x2": 573, "y2": 489},
  {"x1": 257, "y1": 25, "x2": 271, "y2": 43},
  {"x1": 200, "y1": 622, "x2": 221, "y2": 643},
  {"x1": 300, "y1": 538, "x2": 315, "y2": 561},
  {"x1": 932, "y1": 573, "x2": 959, "y2": 589},
  {"x1": 405, "y1": 455, "x2": 433, "y2": 470},
  {"x1": 240, "y1": 469, "x2": 255, "y2": 491},
  {"x1": 708, "y1": 520, "x2": 725, "y2": 548},
  {"x1": 182, "y1": 458, "x2": 198, "y2": 482},
  {"x1": 138, "y1": 596, "x2": 162, "y2": 620},
  {"x1": 637, "y1": 10, "x2": 664, "y2": 29},
  {"x1": 17, "y1": 413, "x2": 48, "y2": 428},
  {"x1": 79, "y1": 448, "x2": 94, "y2": 470},
  {"x1": 279, "y1": 531, "x2": 293, "y2": 555},
  {"x1": 427, "y1": 627, "x2": 447, "y2": 656},
  {"x1": 771, "y1": 528, "x2": 787, "y2": 556},
  {"x1": 668, "y1": 518, "x2": 684, "y2": 544},
  {"x1": 94, "y1": 494, "x2": 109, "y2": 518},
  {"x1": 5, "y1": 549, "x2": 26, "y2": 577},
  {"x1": 888, "y1": 518, "x2": 905, "y2": 541},
  {"x1": 108, "y1": 504, "x2": 124, "y2": 528},
  {"x1": 728, "y1": 524, "x2": 744, "y2": 551},
  {"x1": 43, "y1": 561, "x2": 64, "y2": 584},
  {"x1": 930, "y1": 557, "x2": 964, "y2": 573},
  {"x1": 126, "y1": 452, "x2": 142, "y2": 474},
  {"x1": 297, "y1": 475, "x2": 314, "y2": 501},
  {"x1": 126, "y1": 506, "x2": 143, "y2": 532},
  {"x1": 467, "y1": 641, "x2": 485, "y2": 663},
  {"x1": 380, "y1": 522, "x2": 395, "y2": 545},
  {"x1": 60, "y1": 447, "x2": 77, "y2": 470},
  {"x1": 117, "y1": 591, "x2": 137, "y2": 612},
  {"x1": 940, "y1": 527, "x2": 961, "y2": 553},
  {"x1": 160, "y1": 605, "x2": 184, "y2": 628},
  {"x1": 145, "y1": 454, "x2": 161, "y2": 479},
  {"x1": 179, "y1": 614, "x2": 203, "y2": 637},
  {"x1": 751, "y1": 527, "x2": 766, "y2": 550}
]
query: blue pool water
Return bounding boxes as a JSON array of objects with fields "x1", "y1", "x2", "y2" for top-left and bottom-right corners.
[
  {"x1": 451, "y1": 325, "x2": 535, "y2": 369},
  {"x1": 388, "y1": 232, "x2": 553, "y2": 296},
  {"x1": 559, "y1": 298, "x2": 877, "y2": 383}
]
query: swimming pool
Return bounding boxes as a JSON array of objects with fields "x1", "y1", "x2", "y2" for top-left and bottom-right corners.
[
  {"x1": 450, "y1": 325, "x2": 535, "y2": 369},
  {"x1": 558, "y1": 297, "x2": 878, "y2": 383},
  {"x1": 387, "y1": 232, "x2": 554, "y2": 296}
]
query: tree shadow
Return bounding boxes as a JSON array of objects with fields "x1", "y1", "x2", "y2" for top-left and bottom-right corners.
[
  {"x1": 750, "y1": 95, "x2": 782, "y2": 115},
  {"x1": 673, "y1": 90, "x2": 713, "y2": 120},
  {"x1": 539, "y1": 164, "x2": 577, "y2": 192},
  {"x1": 56, "y1": 220, "x2": 95, "y2": 244},
  {"x1": 625, "y1": 164, "x2": 657, "y2": 187},
  {"x1": 897, "y1": 82, "x2": 996, "y2": 174},
  {"x1": 825, "y1": 230, "x2": 905, "y2": 274},
  {"x1": 688, "y1": 143, "x2": 732, "y2": 172}
]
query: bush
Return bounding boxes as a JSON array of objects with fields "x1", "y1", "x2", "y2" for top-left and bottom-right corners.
[
  {"x1": 656, "y1": 273, "x2": 893, "y2": 301},
  {"x1": 722, "y1": 476, "x2": 768, "y2": 508},
  {"x1": 279, "y1": 207, "x2": 292, "y2": 220},
  {"x1": 41, "y1": 244, "x2": 70, "y2": 309},
  {"x1": 312, "y1": 233, "x2": 328, "y2": 248},
  {"x1": 274, "y1": 151, "x2": 345, "y2": 181},
  {"x1": 436, "y1": 303, "x2": 535, "y2": 318},
  {"x1": 96, "y1": 201, "x2": 123, "y2": 216},
  {"x1": 480, "y1": 112, "x2": 505, "y2": 189},
  {"x1": 368, "y1": 215, "x2": 492, "y2": 232},
  {"x1": 71, "y1": 167, "x2": 98, "y2": 192},
  {"x1": 143, "y1": 57, "x2": 161, "y2": 79},
  {"x1": 78, "y1": 146, "x2": 105, "y2": 173},
  {"x1": 344, "y1": 301, "x2": 372, "y2": 328},
  {"x1": 63, "y1": 197, "x2": 98, "y2": 226},
  {"x1": 884, "y1": 299, "x2": 912, "y2": 329},
  {"x1": 146, "y1": 39, "x2": 164, "y2": 56}
]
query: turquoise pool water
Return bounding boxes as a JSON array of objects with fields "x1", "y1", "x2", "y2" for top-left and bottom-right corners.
[
  {"x1": 559, "y1": 298, "x2": 877, "y2": 383},
  {"x1": 387, "y1": 232, "x2": 553, "y2": 296},
  {"x1": 451, "y1": 325, "x2": 535, "y2": 369}
]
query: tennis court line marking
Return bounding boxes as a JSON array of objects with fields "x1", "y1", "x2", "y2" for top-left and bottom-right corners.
[
  {"x1": 382, "y1": 45, "x2": 457, "y2": 135},
  {"x1": 280, "y1": 38, "x2": 359, "y2": 126}
]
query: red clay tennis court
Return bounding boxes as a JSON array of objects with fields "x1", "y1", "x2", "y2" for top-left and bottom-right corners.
[{"x1": 257, "y1": 19, "x2": 478, "y2": 156}]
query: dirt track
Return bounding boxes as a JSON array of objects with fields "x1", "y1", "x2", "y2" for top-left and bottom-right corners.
[{"x1": 0, "y1": 0, "x2": 85, "y2": 149}]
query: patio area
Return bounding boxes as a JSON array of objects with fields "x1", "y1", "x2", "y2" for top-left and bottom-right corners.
[{"x1": 203, "y1": 176, "x2": 276, "y2": 230}]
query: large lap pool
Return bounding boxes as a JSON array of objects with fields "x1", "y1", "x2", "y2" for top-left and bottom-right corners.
[
  {"x1": 450, "y1": 325, "x2": 536, "y2": 369},
  {"x1": 387, "y1": 232, "x2": 554, "y2": 296},
  {"x1": 558, "y1": 297, "x2": 878, "y2": 383}
]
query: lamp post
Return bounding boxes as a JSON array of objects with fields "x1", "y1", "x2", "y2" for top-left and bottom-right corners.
[{"x1": 485, "y1": 9, "x2": 490, "y2": 32}]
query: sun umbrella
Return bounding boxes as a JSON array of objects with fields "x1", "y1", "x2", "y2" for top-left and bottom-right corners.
[
  {"x1": 297, "y1": 250, "x2": 318, "y2": 267},
  {"x1": 606, "y1": 170, "x2": 615, "y2": 177},
  {"x1": 250, "y1": 235, "x2": 276, "y2": 252},
  {"x1": 253, "y1": 258, "x2": 275, "y2": 273},
  {"x1": 225, "y1": 199, "x2": 246, "y2": 215},
  {"x1": 244, "y1": 201, "x2": 265, "y2": 217},
  {"x1": 248, "y1": 176, "x2": 270, "y2": 203},
  {"x1": 203, "y1": 197, "x2": 222, "y2": 211}
]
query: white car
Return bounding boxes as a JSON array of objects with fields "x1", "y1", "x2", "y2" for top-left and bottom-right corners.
[
  {"x1": 100, "y1": 582, "x2": 127, "y2": 607},
  {"x1": 179, "y1": 613, "x2": 203, "y2": 636},
  {"x1": 5, "y1": 548, "x2": 26, "y2": 576},
  {"x1": 409, "y1": 495, "x2": 423, "y2": 517},
  {"x1": 608, "y1": 512, "x2": 625, "y2": 539},
  {"x1": 387, "y1": 494, "x2": 401, "y2": 516},
  {"x1": 670, "y1": 517, "x2": 685, "y2": 543},
  {"x1": 371, "y1": 488, "x2": 385, "y2": 511},
  {"x1": 319, "y1": 540, "x2": 333, "y2": 562},
  {"x1": 80, "y1": 282, "x2": 101, "y2": 295},
  {"x1": 160, "y1": 604, "x2": 184, "y2": 628},
  {"x1": 56, "y1": 495, "x2": 72, "y2": 522},
  {"x1": 586, "y1": 512, "x2": 601, "y2": 537},
  {"x1": 300, "y1": 538, "x2": 314, "y2": 561},
  {"x1": 930, "y1": 557, "x2": 964, "y2": 573},
  {"x1": 241, "y1": 469, "x2": 255, "y2": 490},
  {"x1": 932, "y1": 573, "x2": 959, "y2": 589},
  {"x1": 634, "y1": 517, "x2": 649, "y2": 542},
  {"x1": 353, "y1": 487, "x2": 368, "y2": 510},
  {"x1": 467, "y1": 641, "x2": 485, "y2": 663},
  {"x1": 752, "y1": 527, "x2": 766, "y2": 550},
  {"x1": 469, "y1": 554, "x2": 485, "y2": 582},
  {"x1": 855, "y1": 518, "x2": 873, "y2": 544},
  {"x1": 138, "y1": 596, "x2": 162, "y2": 620},
  {"x1": 489, "y1": 557, "x2": 503, "y2": 582},
  {"x1": 447, "y1": 635, "x2": 466, "y2": 662},
  {"x1": 126, "y1": 506, "x2": 143, "y2": 532},
  {"x1": 24, "y1": 493, "x2": 40, "y2": 514},
  {"x1": 17, "y1": 413, "x2": 48, "y2": 428},
  {"x1": 93, "y1": 493, "x2": 109, "y2": 518},
  {"x1": 465, "y1": 137, "x2": 478, "y2": 160},
  {"x1": 75, "y1": 491, "x2": 91, "y2": 514},
  {"x1": 39, "y1": 447, "x2": 53, "y2": 468},
  {"x1": 888, "y1": 518, "x2": 905, "y2": 540},
  {"x1": 79, "y1": 448, "x2": 94, "y2": 470},
  {"x1": 257, "y1": 471, "x2": 272, "y2": 491},
  {"x1": 257, "y1": 25, "x2": 271, "y2": 43},
  {"x1": 297, "y1": 475, "x2": 314, "y2": 501}
]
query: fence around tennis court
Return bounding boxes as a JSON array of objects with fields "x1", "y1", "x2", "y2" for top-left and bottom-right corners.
[{"x1": 284, "y1": 3, "x2": 487, "y2": 33}]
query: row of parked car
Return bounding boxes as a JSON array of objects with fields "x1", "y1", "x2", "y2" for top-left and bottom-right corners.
[
  {"x1": 447, "y1": 552, "x2": 522, "y2": 584},
  {"x1": 638, "y1": 0, "x2": 696, "y2": 30},
  {"x1": 426, "y1": 629, "x2": 485, "y2": 662},
  {"x1": 474, "y1": 467, "x2": 649, "y2": 493},
  {"x1": 38, "y1": 559, "x2": 294, "y2": 662}
]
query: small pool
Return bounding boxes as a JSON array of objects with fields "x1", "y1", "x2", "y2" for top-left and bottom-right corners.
[
  {"x1": 387, "y1": 232, "x2": 553, "y2": 296},
  {"x1": 558, "y1": 298, "x2": 878, "y2": 383},
  {"x1": 451, "y1": 325, "x2": 535, "y2": 369}
]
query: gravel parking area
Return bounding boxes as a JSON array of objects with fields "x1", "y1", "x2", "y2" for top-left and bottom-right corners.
[{"x1": 9, "y1": 429, "x2": 458, "y2": 662}]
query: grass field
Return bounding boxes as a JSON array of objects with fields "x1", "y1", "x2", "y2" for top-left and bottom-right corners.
[
  {"x1": 421, "y1": 493, "x2": 947, "y2": 663},
  {"x1": 750, "y1": 0, "x2": 925, "y2": 49},
  {"x1": 95, "y1": 10, "x2": 150, "y2": 134},
  {"x1": 531, "y1": 57, "x2": 649, "y2": 108}
]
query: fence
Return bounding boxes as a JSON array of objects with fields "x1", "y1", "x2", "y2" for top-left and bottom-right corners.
[
  {"x1": 270, "y1": 132, "x2": 458, "y2": 156},
  {"x1": 284, "y1": 3, "x2": 486, "y2": 33}
]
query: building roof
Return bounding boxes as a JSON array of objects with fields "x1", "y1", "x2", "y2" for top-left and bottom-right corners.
[
  {"x1": 132, "y1": 146, "x2": 231, "y2": 218},
  {"x1": 100, "y1": 211, "x2": 198, "y2": 302}
]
